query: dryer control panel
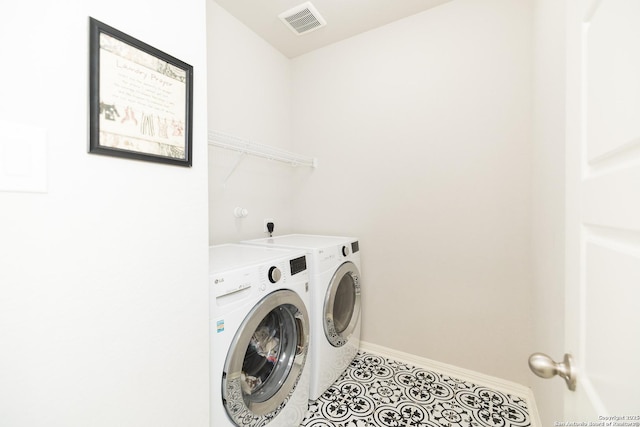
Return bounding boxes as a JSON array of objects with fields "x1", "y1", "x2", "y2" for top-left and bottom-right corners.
[{"x1": 315, "y1": 241, "x2": 360, "y2": 274}]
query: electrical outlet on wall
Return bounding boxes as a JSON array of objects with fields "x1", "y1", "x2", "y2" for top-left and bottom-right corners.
[{"x1": 263, "y1": 218, "x2": 274, "y2": 233}]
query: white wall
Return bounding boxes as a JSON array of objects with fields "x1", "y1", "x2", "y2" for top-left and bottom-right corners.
[
  {"x1": 0, "y1": 1, "x2": 210, "y2": 426},
  {"x1": 531, "y1": 0, "x2": 566, "y2": 423},
  {"x1": 207, "y1": 2, "x2": 297, "y2": 244},
  {"x1": 290, "y1": 0, "x2": 534, "y2": 385}
]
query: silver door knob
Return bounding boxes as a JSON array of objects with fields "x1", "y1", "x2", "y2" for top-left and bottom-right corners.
[{"x1": 528, "y1": 352, "x2": 576, "y2": 391}]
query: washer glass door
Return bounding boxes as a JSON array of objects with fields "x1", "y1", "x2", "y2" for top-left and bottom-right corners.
[
  {"x1": 324, "y1": 261, "x2": 361, "y2": 347},
  {"x1": 222, "y1": 289, "x2": 309, "y2": 427}
]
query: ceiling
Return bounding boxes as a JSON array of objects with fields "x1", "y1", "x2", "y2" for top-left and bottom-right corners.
[{"x1": 214, "y1": 0, "x2": 455, "y2": 58}]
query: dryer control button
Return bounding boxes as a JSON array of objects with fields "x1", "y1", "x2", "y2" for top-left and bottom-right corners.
[
  {"x1": 268, "y1": 266, "x2": 282, "y2": 283},
  {"x1": 342, "y1": 245, "x2": 350, "y2": 256}
]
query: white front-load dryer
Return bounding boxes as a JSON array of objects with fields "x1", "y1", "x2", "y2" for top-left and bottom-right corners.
[
  {"x1": 242, "y1": 234, "x2": 362, "y2": 401},
  {"x1": 209, "y1": 244, "x2": 311, "y2": 427}
]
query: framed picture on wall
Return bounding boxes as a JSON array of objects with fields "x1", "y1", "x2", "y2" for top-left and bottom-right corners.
[{"x1": 88, "y1": 17, "x2": 193, "y2": 167}]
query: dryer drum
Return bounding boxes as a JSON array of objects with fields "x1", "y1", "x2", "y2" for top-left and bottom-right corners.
[
  {"x1": 324, "y1": 261, "x2": 361, "y2": 348},
  {"x1": 222, "y1": 290, "x2": 310, "y2": 426}
]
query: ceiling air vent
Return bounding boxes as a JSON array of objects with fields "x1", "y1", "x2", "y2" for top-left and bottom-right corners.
[{"x1": 278, "y1": 2, "x2": 326, "y2": 36}]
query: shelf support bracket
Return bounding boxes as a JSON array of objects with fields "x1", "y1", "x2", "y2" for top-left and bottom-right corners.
[{"x1": 222, "y1": 151, "x2": 246, "y2": 184}]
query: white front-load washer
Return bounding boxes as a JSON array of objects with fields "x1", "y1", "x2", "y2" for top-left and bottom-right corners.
[
  {"x1": 209, "y1": 244, "x2": 311, "y2": 427},
  {"x1": 242, "y1": 234, "x2": 361, "y2": 401}
]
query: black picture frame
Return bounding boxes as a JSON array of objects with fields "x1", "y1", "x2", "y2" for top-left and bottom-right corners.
[{"x1": 89, "y1": 17, "x2": 193, "y2": 167}]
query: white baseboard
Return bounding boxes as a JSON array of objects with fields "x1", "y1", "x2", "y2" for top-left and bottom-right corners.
[{"x1": 359, "y1": 341, "x2": 542, "y2": 427}]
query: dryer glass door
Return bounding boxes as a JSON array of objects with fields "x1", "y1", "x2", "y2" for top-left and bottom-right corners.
[
  {"x1": 222, "y1": 289, "x2": 309, "y2": 427},
  {"x1": 324, "y1": 261, "x2": 361, "y2": 347}
]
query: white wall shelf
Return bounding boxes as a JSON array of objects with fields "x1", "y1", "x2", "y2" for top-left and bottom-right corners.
[{"x1": 208, "y1": 130, "x2": 318, "y2": 172}]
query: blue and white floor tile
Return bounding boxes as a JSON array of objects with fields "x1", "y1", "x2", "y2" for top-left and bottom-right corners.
[{"x1": 301, "y1": 351, "x2": 531, "y2": 427}]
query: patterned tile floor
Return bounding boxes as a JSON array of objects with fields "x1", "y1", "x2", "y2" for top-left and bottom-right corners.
[{"x1": 300, "y1": 351, "x2": 531, "y2": 427}]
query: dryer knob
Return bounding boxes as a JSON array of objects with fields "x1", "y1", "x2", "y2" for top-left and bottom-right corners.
[
  {"x1": 268, "y1": 266, "x2": 282, "y2": 283},
  {"x1": 342, "y1": 245, "x2": 350, "y2": 257}
]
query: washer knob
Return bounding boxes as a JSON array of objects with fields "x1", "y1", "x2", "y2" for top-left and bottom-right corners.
[
  {"x1": 342, "y1": 245, "x2": 350, "y2": 257},
  {"x1": 268, "y1": 266, "x2": 281, "y2": 283}
]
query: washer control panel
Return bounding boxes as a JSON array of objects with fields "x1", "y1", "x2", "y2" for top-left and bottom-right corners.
[
  {"x1": 211, "y1": 268, "x2": 256, "y2": 299},
  {"x1": 268, "y1": 266, "x2": 282, "y2": 283},
  {"x1": 209, "y1": 245, "x2": 309, "y2": 319}
]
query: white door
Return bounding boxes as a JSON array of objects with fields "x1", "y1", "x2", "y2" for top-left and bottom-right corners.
[{"x1": 565, "y1": 0, "x2": 640, "y2": 417}]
